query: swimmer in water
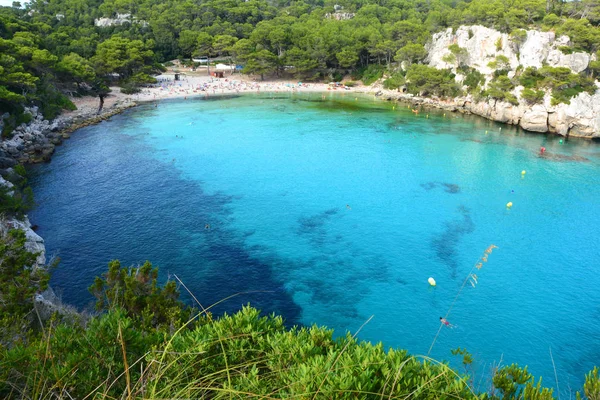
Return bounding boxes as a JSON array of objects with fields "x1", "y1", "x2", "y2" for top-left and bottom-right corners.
[
  {"x1": 205, "y1": 224, "x2": 211, "y2": 230},
  {"x1": 346, "y1": 204, "x2": 351, "y2": 210},
  {"x1": 440, "y1": 317, "x2": 452, "y2": 327}
]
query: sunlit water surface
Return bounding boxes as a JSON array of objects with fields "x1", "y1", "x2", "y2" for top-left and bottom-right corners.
[{"x1": 28, "y1": 93, "x2": 600, "y2": 395}]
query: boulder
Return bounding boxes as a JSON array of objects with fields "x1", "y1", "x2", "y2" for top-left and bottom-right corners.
[
  {"x1": 520, "y1": 105, "x2": 549, "y2": 132},
  {"x1": 547, "y1": 50, "x2": 590, "y2": 73},
  {"x1": 0, "y1": 157, "x2": 17, "y2": 168}
]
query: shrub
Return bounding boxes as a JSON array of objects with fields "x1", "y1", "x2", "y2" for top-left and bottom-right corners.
[
  {"x1": 519, "y1": 66, "x2": 544, "y2": 88},
  {"x1": 405, "y1": 64, "x2": 462, "y2": 98},
  {"x1": 521, "y1": 88, "x2": 545, "y2": 104},
  {"x1": 464, "y1": 69, "x2": 485, "y2": 93},
  {"x1": 89, "y1": 260, "x2": 195, "y2": 331},
  {"x1": 559, "y1": 46, "x2": 574, "y2": 54},
  {"x1": 495, "y1": 37, "x2": 503, "y2": 51},
  {"x1": 360, "y1": 64, "x2": 384, "y2": 85},
  {"x1": 483, "y1": 75, "x2": 519, "y2": 105},
  {"x1": 383, "y1": 72, "x2": 405, "y2": 90},
  {"x1": 120, "y1": 83, "x2": 141, "y2": 94}
]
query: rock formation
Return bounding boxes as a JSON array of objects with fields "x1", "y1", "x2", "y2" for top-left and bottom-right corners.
[{"x1": 425, "y1": 25, "x2": 600, "y2": 138}]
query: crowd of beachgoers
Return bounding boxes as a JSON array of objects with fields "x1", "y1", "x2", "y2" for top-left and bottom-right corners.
[{"x1": 131, "y1": 74, "x2": 353, "y2": 102}]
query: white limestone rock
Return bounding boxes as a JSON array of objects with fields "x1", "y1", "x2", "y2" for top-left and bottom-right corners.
[{"x1": 520, "y1": 104, "x2": 549, "y2": 132}]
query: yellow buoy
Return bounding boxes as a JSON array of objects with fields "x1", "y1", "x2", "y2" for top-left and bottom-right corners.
[
  {"x1": 506, "y1": 202, "x2": 513, "y2": 208},
  {"x1": 485, "y1": 130, "x2": 488, "y2": 134},
  {"x1": 428, "y1": 277, "x2": 436, "y2": 286},
  {"x1": 393, "y1": 106, "x2": 395, "y2": 110},
  {"x1": 521, "y1": 170, "x2": 526, "y2": 175}
]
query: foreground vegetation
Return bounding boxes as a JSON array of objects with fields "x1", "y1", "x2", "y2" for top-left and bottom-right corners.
[
  {"x1": 2, "y1": 0, "x2": 600, "y2": 135},
  {"x1": 1, "y1": 232, "x2": 599, "y2": 399}
]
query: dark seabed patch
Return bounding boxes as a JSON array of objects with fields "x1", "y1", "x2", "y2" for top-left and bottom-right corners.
[
  {"x1": 421, "y1": 182, "x2": 461, "y2": 194},
  {"x1": 431, "y1": 206, "x2": 475, "y2": 277},
  {"x1": 297, "y1": 208, "x2": 340, "y2": 246}
]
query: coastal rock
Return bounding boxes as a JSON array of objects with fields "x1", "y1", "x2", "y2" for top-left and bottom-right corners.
[
  {"x1": 427, "y1": 25, "x2": 592, "y2": 76},
  {"x1": 425, "y1": 25, "x2": 599, "y2": 137},
  {"x1": 547, "y1": 50, "x2": 590, "y2": 73},
  {"x1": 427, "y1": 26, "x2": 518, "y2": 75},
  {"x1": 519, "y1": 31, "x2": 555, "y2": 69},
  {"x1": 520, "y1": 105, "x2": 549, "y2": 132},
  {"x1": 0, "y1": 157, "x2": 17, "y2": 168},
  {"x1": 4, "y1": 216, "x2": 47, "y2": 268}
]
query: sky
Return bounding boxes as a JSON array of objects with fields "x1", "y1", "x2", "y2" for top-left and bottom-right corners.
[{"x1": 0, "y1": 0, "x2": 29, "y2": 6}]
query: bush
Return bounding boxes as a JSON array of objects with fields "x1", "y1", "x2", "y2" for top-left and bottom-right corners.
[
  {"x1": 0, "y1": 229, "x2": 47, "y2": 317},
  {"x1": 405, "y1": 64, "x2": 462, "y2": 98},
  {"x1": 559, "y1": 46, "x2": 574, "y2": 54},
  {"x1": 521, "y1": 88, "x2": 545, "y2": 104},
  {"x1": 120, "y1": 83, "x2": 141, "y2": 94},
  {"x1": 483, "y1": 75, "x2": 519, "y2": 105},
  {"x1": 360, "y1": 64, "x2": 384, "y2": 85},
  {"x1": 383, "y1": 72, "x2": 405, "y2": 90},
  {"x1": 519, "y1": 66, "x2": 544, "y2": 88},
  {"x1": 464, "y1": 69, "x2": 485, "y2": 93},
  {"x1": 89, "y1": 260, "x2": 195, "y2": 331}
]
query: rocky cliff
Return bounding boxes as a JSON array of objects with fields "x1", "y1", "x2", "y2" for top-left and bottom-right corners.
[{"x1": 425, "y1": 25, "x2": 600, "y2": 138}]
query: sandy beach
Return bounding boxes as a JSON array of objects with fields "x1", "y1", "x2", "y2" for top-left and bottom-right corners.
[{"x1": 62, "y1": 72, "x2": 361, "y2": 120}]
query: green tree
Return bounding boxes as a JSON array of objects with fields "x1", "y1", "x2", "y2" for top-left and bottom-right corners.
[
  {"x1": 395, "y1": 43, "x2": 427, "y2": 65},
  {"x1": 92, "y1": 35, "x2": 155, "y2": 79}
]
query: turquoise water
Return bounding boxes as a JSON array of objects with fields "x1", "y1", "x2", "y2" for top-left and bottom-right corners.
[{"x1": 28, "y1": 94, "x2": 600, "y2": 395}]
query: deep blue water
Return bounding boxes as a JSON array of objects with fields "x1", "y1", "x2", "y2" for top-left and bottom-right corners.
[{"x1": 28, "y1": 93, "x2": 600, "y2": 396}]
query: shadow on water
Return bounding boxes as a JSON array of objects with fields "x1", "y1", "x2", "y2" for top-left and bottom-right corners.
[{"x1": 431, "y1": 206, "x2": 475, "y2": 278}]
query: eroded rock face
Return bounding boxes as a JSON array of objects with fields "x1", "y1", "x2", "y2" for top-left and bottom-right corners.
[
  {"x1": 426, "y1": 25, "x2": 599, "y2": 137},
  {"x1": 521, "y1": 105, "x2": 549, "y2": 132},
  {"x1": 519, "y1": 31, "x2": 555, "y2": 69},
  {"x1": 428, "y1": 26, "x2": 591, "y2": 76},
  {"x1": 427, "y1": 26, "x2": 518, "y2": 75}
]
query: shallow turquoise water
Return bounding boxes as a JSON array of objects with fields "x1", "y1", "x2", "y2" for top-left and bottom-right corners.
[{"x1": 28, "y1": 93, "x2": 600, "y2": 395}]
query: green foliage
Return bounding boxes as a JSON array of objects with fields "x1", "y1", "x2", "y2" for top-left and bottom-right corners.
[
  {"x1": 495, "y1": 37, "x2": 503, "y2": 51},
  {"x1": 92, "y1": 35, "x2": 156, "y2": 79},
  {"x1": 88, "y1": 260, "x2": 193, "y2": 331},
  {"x1": 464, "y1": 69, "x2": 485, "y2": 93},
  {"x1": 483, "y1": 75, "x2": 519, "y2": 105},
  {"x1": 488, "y1": 55, "x2": 511, "y2": 71},
  {"x1": 406, "y1": 64, "x2": 462, "y2": 98},
  {"x1": 0, "y1": 228, "x2": 49, "y2": 350},
  {"x1": 383, "y1": 72, "x2": 405, "y2": 90},
  {"x1": 1, "y1": 0, "x2": 600, "y2": 118},
  {"x1": 1, "y1": 260, "x2": 598, "y2": 399},
  {"x1": 0, "y1": 229, "x2": 46, "y2": 317},
  {"x1": 0, "y1": 167, "x2": 35, "y2": 217},
  {"x1": 590, "y1": 58, "x2": 600, "y2": 79},
  {"x1": 559, "y1": 45, "x2": 574, "y2": 54},
  {"x1": 395, "y1": 43, "x2": 427, "y2": 65},
  {"x1": 359, "y1": 64, "x2": 384, "y2": 85},
  {"x1": 491, "y1": 364, "x2": 554, "y2": 400},
  {"x1": 447, "y1": 43, "x2": 468, "y2": 67},
  {"x1": 521, "y1": 88, "x2": 545, "y2": 104},
  {"x1": 580, "y1": 367, "x2": 600, "y2": 400}
]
